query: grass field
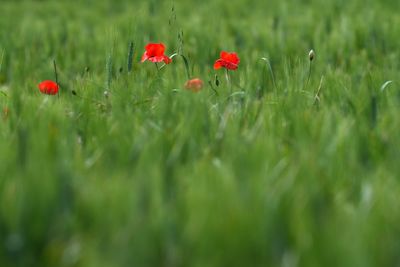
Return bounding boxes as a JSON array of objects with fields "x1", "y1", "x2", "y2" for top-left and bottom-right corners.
[{"x1": 1, "y1": 0, "x2": 400, "y2": 266}]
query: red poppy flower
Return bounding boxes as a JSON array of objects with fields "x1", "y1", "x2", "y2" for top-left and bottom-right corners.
[
  {"x1": 184, "y1": 78, "x2": 204, "y2": 92},
  {"x1": 38, "y1": 80, "x2": 59, "y2": 95},
  {"x1": 141, "y1": 43, "x2": 172, "y2": 64},
  {"x1": 214, "y1": 51, "x2": 240, "y2": 70}
]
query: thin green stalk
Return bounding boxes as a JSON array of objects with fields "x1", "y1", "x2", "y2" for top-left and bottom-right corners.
[
  {"x1": 53, "y1": 59, "x2": 59, "y2": 85},
  {"x1": 155, "y1": 62, "x2": 161, "y2": 73},
  {"x1": 106, "y1": 54, "x2": 113, "y2": 90},
  {"x1": 305, "y1": 60, "x2": 312, "y2": 89},
  {"x1": 261, "y1": 57, "x2": 277, "y2": 95},
  {"x1": 313, "y1": 76, "x2": 324, "y2": 107},
  {"x1": 225, "y1": 69, "x2": 232, "y2": 95},
  {"x1": 53, "y1": 59, "x2": 59, "y2": 97},
  {"x1": 305, "y1": 50, "x2": 315, "y2": 90},
  {"x1": 169, "y1": 53, "x2": 191, "y2": 79},
  {"x1": 208, "y1": 80, "x2": 218, "y2": 96},
  {"x1": 0, "y1": 49, "x2": 4, "y2": 73},
  {"x1": 127, "y1": 41, "x2": 134, "y2": 73}
]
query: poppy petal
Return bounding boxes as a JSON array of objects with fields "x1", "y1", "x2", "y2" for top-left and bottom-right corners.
[
  {"x1": 148, "y1": 56, "x2": 165, "y2": 63},
  {"x1": 226, "y1": 62, "x2": 238, "y2": 70},
  {"x1": 229, "y1": 53, "x2": 240, "y2": 65},
  {"x1": 220, "y1": 51, "x2": 229, "y2": 60},
  {"x1": 214, "y1": 60, "x2": 223, "y2": 70},
  {"x1": 145, "y1": 43, "x2": 165, "y2": 57},
  {"x1": 141, "y1": 52, "x2": 149, "y2": 62},
  {"x1": 215, "y1": 51, "x2": 240, "y2": 70},
  {"x1": 163, "y1": 55, "x2": 172, "y2": 64}
]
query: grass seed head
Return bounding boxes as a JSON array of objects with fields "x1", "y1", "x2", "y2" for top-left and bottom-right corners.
[{"x1": 309, "y1": 49, "x2": 315, "y2": 61}]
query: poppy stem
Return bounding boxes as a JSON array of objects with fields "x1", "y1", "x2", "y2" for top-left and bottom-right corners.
[
  {"x1": 225, "y1": 69, "x2": 232, "y2": 94},
  {"x1": 53, "y1": 59, "x2": 59, "y2": 85},
  {"x1": 155, "y1": 62, "x2": 161, "y2": 73},
  {"x1": 53, "y1": 59, "x2": 59, "y2": 97},
  {"x1": 305, "y1": 60, "x2": 313, "y2": 90}
]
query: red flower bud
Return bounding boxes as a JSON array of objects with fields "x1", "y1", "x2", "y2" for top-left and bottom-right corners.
[
  {"x1": 184, "y1": 78, "x2": 204, "y2": 92},
  {"x1": 38, "y1": 80, "x2": 59, "y2": 95}
]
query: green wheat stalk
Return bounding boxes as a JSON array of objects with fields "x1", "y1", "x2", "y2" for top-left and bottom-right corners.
[
  {"x1": 127, "y1": 41, "x2": 134, "y2": 73},
  {"x1": 106, "y1": 53, "x2": 113, "y2": 90}
]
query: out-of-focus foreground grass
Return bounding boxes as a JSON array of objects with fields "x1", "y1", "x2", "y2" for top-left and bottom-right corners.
[{"x1": 1, "y1": 0, "x2": 400, "y2": 266}]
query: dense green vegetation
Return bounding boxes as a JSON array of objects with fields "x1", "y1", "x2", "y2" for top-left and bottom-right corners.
[{"x1": 1, "y1": 0, "x2": 400, "y2": 266}]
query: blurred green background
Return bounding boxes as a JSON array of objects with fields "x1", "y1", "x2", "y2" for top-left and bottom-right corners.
[{"x1": 1, "y1": 0, "x2": 400, "y2": 266}]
